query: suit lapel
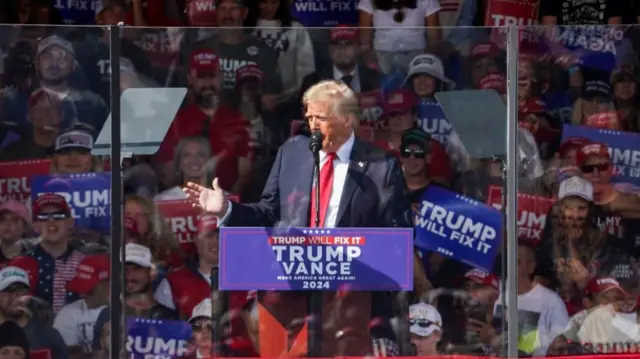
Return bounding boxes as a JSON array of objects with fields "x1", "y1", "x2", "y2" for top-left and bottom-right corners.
[{"x1": 336, "y1": 139, "x2": 368, "y2": 224}]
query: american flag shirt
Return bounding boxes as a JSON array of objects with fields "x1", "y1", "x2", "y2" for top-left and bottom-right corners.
[{"x1": 32, "y1": 244, "x2": 86, "y2": 314}]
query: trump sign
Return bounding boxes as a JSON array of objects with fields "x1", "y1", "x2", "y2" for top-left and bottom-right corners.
[
  {"x1": 414, "y1": 186, "x2": 502, "y2": 272},
  {"x1": 218, "y1": 227, "x2": 413, "y2": 291}
]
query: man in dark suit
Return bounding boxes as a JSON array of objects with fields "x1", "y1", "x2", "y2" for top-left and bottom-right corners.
[
  {"x1": 299, "y1": 26, "x2": 382, "y2": 99},
  {"x1": 184, "y1": 80, "x2": 411, "y2": 356}
]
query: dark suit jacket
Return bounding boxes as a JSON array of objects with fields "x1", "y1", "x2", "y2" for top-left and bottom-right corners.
[
  {"x1": 227, "y1": 135, "x2": 411, "y2": 229},
  {"x1": 226, "y1": 135, "x2": 411, "y2": 355}
]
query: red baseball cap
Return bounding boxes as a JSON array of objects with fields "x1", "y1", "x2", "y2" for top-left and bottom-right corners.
[
  {"x1": 576, "y1": 142, "x2": 610, "y2": 166},
  {"x1": 464, "y1": 268, "x2": 499, "y2": 290},
  {"x1": 479, "y1": 73, "x2": 506, "y2": 94},
  {"x1": 33, "y1": 193, "x2": 71, "y2": 218},
  {"x1": 236, "y1": 64, "x2": 264, "y2": 83},
  {"x1": 29, "y1": 88, "x2": 61, "y2": 109},
  {"x1": 384, "y1": 88, "x2": 417, "y2": 116},
  {"x1": 189, "y1": 49, "x2": 219, "y2": 75},
  {"x1": 585, "y1": 277, "x2": 626, "y2": 296},
  {"x1": 8, "y1": 256, "x2": 39, "y2": 292},
  {"x1": 330, "y1": 26, "x2": 358, "y2": 42},
  {"x1": 470, "y1": 42, "x2": 501, "y2": 59},
  {"x1": 558, "y1": 137, "x2": 590, "y2": 158},
  {"x1": 66, "y1": 254, "x2": 111, "y2": 294},
  {"x1": 198, "y1": 214, "x2": 218, "y2": 234},
  {"x1": 520, "y1": 98, "x2": 546, "y2": 115},
  {"x1": 584, "y1": 111, "x2": 620, "y2": 130}
]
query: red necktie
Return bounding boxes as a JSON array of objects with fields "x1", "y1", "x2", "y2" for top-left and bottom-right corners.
[{"x1": 309, "y1": 152, "x2": 337, "y2": 227}]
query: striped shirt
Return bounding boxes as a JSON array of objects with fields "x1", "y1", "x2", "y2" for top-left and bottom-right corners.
[{"x1": 32, "y1": 244, "x2": 85, "y2": 314}]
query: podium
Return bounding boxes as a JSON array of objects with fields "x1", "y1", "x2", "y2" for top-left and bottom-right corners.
[
  {"x1": 216, "y1": 227, "x2": 414, "y2": 357},
  {"x1": 218, "y1": 227, "x2": 414, "y2": 291}
]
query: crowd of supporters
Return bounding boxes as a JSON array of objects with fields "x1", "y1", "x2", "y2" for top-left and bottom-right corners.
[{"x1": 2, "y1": 0, "x2": 640, "y2": 358}]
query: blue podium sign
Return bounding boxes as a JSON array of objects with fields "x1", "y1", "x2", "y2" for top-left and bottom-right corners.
[{"x1": 219, "y1": 227, "x2": 414, "y2": 291}]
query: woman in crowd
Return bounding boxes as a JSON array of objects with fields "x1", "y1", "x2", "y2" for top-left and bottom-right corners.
[
  {"x1": 536, "y1": 176, "x2": 634, "y2": 314},
  {"x1": 611, "y1": 67, "x2": 640, "y2": 132},
  {"x1": 246, "y1": 0, "x2": 315, "y2": 105},
  {"x1": 571, "y1": 73, "x2": 616, "y2": 126},
  {"x1": 358, "y1": 0, "x2": 441, "y2": 74},
  {"x1": 124, "y1": 194, "x2": 182, "y2": 267},
  {"x1": 155, "y1": 136, "x2": 211, "y2": 201},
  {"x1": 50, "y1": 125, "x2": 104, "y2": 175}
]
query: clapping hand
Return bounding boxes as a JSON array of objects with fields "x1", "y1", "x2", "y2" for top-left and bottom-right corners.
[{"x1": 183, "y1": 178, "x2": 229, "y2": 217}]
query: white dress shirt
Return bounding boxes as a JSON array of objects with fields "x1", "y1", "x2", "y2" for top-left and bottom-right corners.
[
  {"x1": 333, "y1": 66, "x2": 361, "y2": 93},
  {"x1": 219, "y1": 133, "x2": 355, "y2": 227}
]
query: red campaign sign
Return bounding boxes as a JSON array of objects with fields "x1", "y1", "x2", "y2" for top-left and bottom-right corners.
[
  {"x1": 486, "y1": 185, "x2": 554, "y2": 246},
  {"x1": 187, "y1": 0, "x2": 217, "y2": 26},
  {"x1": 485, "y1": 0, "x2": 539, "y2": 48},
  {"x1": 156, "y1": 194, "x2": 240, "y2": 250},
  {"x1": 30, "y1": 349, "x2": 52, "y2": 359},
  {"x1": 0, "y1": 159, "x2": 51, "y2": 204},
  {"x1": 134, "y1": 30, "x2": 180, "y2": 68},
  {"x1": 289, "y1": 120, "x2": 375, "y2": 143}
]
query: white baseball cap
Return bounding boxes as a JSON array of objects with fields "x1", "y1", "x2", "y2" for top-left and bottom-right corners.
[
  {"x1": 125, "y1": 243, "x2": 154, "y2": 268},
  {"x1": 189, "y1": 298, "x2": 212, "y2": 323},
  {"x1": 404, "y1": 54, "x2": 454, "y2": 89},
  {"x1": 55, "y1": 130, "x2": 94, "y2": 152},
  {"x1": 558, "y1": 176, "x2": 593, "y2": 202},
  {"x1": 36, "y1": 35, "x2": 75, "y2": 58},
  {"x1": 0, "y1": 266, "x2": 30, "y2": 291},
  {"x1": 409, "y1": 303, "x2": 442, "y2": 337}
]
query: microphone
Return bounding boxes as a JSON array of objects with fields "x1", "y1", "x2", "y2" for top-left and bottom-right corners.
[{"x1": 309, "y1": 130, "x2": 323, "y2": 155}]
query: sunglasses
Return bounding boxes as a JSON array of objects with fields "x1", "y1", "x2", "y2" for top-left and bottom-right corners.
[
  {"x1": 401, "y1": 148, "x2": 425, "y2": 159},
  {"x1": 1, "y1": 284, "x2": 30, "y2": 295},
  {"x1": 35, "y1": 212, "x2": 69, "y2": 221},
  {"x1": 192, "y1": 322, "x2": 213, "y2": 332},
  {"x1": 580, "y1": 162, "x2": 610, "y2": 173},
  {"x1": 408, "y1": 319, "x2": 435, "y2": 328}
]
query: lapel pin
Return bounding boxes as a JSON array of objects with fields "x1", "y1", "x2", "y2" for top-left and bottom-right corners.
[{"x1": 358, "y1": 161, "x2": 364, "y2": 168}]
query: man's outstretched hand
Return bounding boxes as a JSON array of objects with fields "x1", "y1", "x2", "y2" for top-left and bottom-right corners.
[{"x1": 183, "y1": 178, "x2": 229, "y2": 217}]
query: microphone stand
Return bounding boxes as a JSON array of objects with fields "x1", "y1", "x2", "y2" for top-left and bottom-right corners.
[{"x1": 308, "y1": 151, "x2": 323, "y2": 357}]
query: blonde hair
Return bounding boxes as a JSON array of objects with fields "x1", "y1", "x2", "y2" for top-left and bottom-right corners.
[
  {"x1": 571, "y1": 97, "x2": 615, "y2": 125},
  {"x1": 124, "y1": 194, "x2": 180, "y2": 261},
  {"x1": 302, "y1": 80, "x2": 361, "y2": 128}
]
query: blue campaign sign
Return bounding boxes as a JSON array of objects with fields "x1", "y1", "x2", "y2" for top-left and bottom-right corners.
[
  {"x1": 53, "y1": 0, "x2": 102, "y2": 25},
  {"x1": 31, "y1": 172, "x2": 111, "y2": 232},
  {"x1": 219, "y1": 227, "x2": 414, "y2": 291},
  {"x1": 562, "y1": 124, "x2": 640, "y2": 186},
  {"x1": 291, "y1": 0, "x2": 359, "y2": 27},
  {"x1": 126, "y1": 317, "x2": 192, "y2": 359},
  {"x1": 414, "y1": 186, "x2": 501, "y2": 272},
  {"x1": 542, "y1": 26, "x2": 623, "y2": 72},
  {"x1": 416, "y1": 100, "x2": 453, "y2": 146}
]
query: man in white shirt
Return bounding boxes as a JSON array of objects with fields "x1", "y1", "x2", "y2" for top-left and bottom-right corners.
[
  {"x1": 493, "y1": 241, "x2": 569, "y2": 356},
  {"x1": 53, "y1": 254, "x2": 110, "y2": 357}
]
